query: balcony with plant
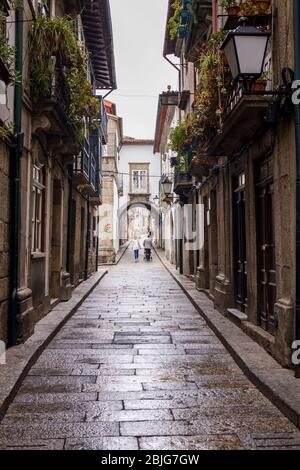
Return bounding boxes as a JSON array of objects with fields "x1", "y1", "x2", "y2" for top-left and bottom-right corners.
[
  {"x1": 0, "y1": 2, "x2": 15, "y2": 143},
  {"x1": 167, "y1": 0, "x2": 210, "y2": 60},
  {"x1": 168, "y1": 116, "x2": 195, "y2": 194},
  {"x1": 29, "y1": 14, "x2": 100, "y2": 144},
  {"x1": 221, "y1": 0, "x2": 272, "y2": 31}
]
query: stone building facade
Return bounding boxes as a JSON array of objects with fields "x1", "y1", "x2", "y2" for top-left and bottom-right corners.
[
  {"x1": 0, "y1": 0, "x2": 116, "y2": 347},
  {"x1": 118, "y1": 138, "x2": 160, "y2": 243},
  {"x1": 98, "y1": 100, "x2": 123, "y2": 264},
  {"x1": 154, "y1": 91, "x2": 179, "y2": 266},
  {"x1": 160, "y1": 0, "x2": 297, "y2": 367}
]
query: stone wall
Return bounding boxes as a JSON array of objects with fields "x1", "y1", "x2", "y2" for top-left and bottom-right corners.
[{"x1": 0, "y1": 141, "x2": 10, "y2": 344}]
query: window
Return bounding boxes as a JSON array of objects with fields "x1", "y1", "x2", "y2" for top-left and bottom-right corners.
[
  {"x1": 32, "y1": 165, "x2": 45, "y2": 253},
  {"x1": 37, "y1": 0, "x2": 51, "y2": 17},
  {"x1": 132, "y1": 169, "x2": 147, "y2": 193}
]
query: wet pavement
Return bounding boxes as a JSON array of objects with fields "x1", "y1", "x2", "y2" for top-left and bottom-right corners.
[{"x1": 0, "y1": 250, "x2": 300, "y2": 450}]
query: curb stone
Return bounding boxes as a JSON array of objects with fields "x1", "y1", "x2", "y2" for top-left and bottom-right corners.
[
  {"x1": 98, "y1": 242, "x2": 130, "y2": 267},
  {"x1": 155, "y1": 247, "x2": 300, "y2": 430},
  {"x1": 0, "y1": 269, "x2": 108, "y2": 422}
]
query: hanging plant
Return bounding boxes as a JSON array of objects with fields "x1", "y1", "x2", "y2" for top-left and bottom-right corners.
[
  {"x1": 239, "y1": 0, "x2": 271, "y2": 16},
  {"x1": 193, "y1": 37, "x2": 231, "y2": 145},
  {"x1": 169, "y1": 114, "x2": 196, "y2": 154},
  {"x1": 0, "y1": 10, "x2": 15, "y2": 81},
  {"x1": 29, "y1": 15, "x2": 99, "y2": 132},
  {"x1": 0, "y1": 120, "x2": 14, "y2": 143},
  {"x1": 221, "y1": 0, "x2": 240, "y2": 16},
  {"x1": 167, "y1": 0, "x2": 182, "y2": 40}
]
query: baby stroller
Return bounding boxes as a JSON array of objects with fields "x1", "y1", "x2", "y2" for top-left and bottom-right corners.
[{"x1": 144, "y1": 248, "x2": 152, "y2": 262}]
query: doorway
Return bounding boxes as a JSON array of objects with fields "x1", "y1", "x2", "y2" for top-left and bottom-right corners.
[
  {"x1": 50, "y1": 179, "x2": 62, "y2": 298},
  {"x1": 256, "y1": 157, "x2": 276, "y2": 334},
  {"x1": 232, "y1": 172, "x2": 247, "y2": 312}
]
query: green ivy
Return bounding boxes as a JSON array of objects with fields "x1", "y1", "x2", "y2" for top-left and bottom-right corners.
[{"x1": 167, "y1": 0, "x2": 181, "y2": 40}]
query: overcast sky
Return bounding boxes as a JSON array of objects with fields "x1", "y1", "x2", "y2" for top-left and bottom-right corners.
[{"x1": 108, "y1": 0, "x2": 177, "y2": 139}]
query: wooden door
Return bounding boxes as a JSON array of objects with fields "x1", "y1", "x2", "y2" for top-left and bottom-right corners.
[
  {"x1": 233, "y1": 173, "x2": 247, "y2": 312},
  {"x1": 256, "y1": 158, "x2": 276, "y2": 333}
]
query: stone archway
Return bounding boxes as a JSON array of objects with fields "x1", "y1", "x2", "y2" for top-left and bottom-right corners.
[{"x1": 118, "y1": 200, "x2": 160, "y2": 243}]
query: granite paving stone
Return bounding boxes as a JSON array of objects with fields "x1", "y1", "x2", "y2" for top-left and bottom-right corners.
[{"x1": 0, "y1": 250, "x2": 300, "y2": 449}]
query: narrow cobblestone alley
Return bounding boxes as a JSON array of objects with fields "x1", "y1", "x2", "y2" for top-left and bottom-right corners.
[{"x1": 0, "y1": 250, "x2": 300, "y2": 450}]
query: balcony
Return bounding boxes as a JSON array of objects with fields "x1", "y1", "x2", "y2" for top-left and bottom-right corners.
[
  {"x1": 182, "y1": 0, "x2": 212, "y2": 62},
  {"x1": 178, "y1": 90, "x2": 190, "y2": 110},
  {"x1": 188, "y1": 152, "x2": 215, "y2": 178},
  {"x1": 32, "y1": 55, "x2": 76, "y2": 144},
  {"x1": 73, "y1": 135, "x2": 101, "y2": 204},
  {"x1": 222, "y1": 13, "x2": 272, "y2": 32},
  {"x1": 173, "y1": 170, "x2": 193, "y2": 196},
  {"x1": 206, "y1": 81, "x2": 273, "y2": 157}
]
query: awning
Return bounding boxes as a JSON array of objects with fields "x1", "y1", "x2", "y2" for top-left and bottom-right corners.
[{"x1": 154, "y1": 91, "x2": 179, "y2": 154}]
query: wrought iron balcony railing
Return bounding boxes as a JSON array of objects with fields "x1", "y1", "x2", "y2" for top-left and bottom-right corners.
[
  {"x1": 32, "y1": 54, "x2": 70, "y2": 129},
  {"x1": 73, "y1": 135, "x2": 101, "y2": 198}
]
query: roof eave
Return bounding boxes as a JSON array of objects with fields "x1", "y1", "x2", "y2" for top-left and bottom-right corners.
[{"x1": 82, "y1": 0, "x2": 117, "y2": 90}]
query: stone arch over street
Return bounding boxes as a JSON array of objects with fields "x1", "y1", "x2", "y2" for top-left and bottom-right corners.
[{"x1": 118, "y1": 200, "x2": 160, "y2": 243}]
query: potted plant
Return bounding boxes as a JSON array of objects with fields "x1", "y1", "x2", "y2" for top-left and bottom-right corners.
[
  {"x1": 167, "y1": 0, "x2": 181, "y2": 40},
  {"x1": 255, "y1": 0, "x2": 271, "y2": 13},
  {"x1": 251, "y1": 70, "x2": 271, "y2": 91},
  {"x1": 221, "y1": 0, "x2": 240, "y2": 16},
  {"x1": 0, "y1": 12, "x2": 15, "y2": 84},
  {"x1": 177, "y1": 24, "x2": 187, "y2": 38},
  {"x1": 180, "y1": 9, "x2": 189, "y2": 24},
  {"x1": 251, "y1": 78, "x2": 267, "y2": 91},
  {"x1": 239, "y1": 0, "x2": 271, "y2": 16}
]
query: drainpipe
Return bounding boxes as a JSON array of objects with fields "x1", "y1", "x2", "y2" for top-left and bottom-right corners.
[
  {"x1": 95, "y1": 214, "x2": 99, "y2": 272},
  {"x1": 212, "y1": 0, "x2": 217, "y2": 33},
  {"x1": 9, "y1": 5, "x2": 23, "y2": 347},
  {"x1": 84, "y1": 197, "x2": 90, "y2": 280},
  {"x1": 294, "y1": 0, "x2": 300, "y2": 378},
  {"x1": 66, "y1": 164, "x2": 73, "y2": 274}
]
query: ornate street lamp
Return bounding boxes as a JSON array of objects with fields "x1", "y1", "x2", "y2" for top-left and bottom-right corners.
[
  {"x1": 220, "y1": 17, "x2": 270, "y2": 92},
  {"x1": 161, "y1": 176, "x2": 173, "y2": 197},
  {"x1": 153, "y1": 195, "x2": 159, "y2": 206}
]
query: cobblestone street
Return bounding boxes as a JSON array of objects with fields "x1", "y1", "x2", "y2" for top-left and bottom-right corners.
[{"x1": 0, "y1": 250, "x2": 300, "y2": 450}]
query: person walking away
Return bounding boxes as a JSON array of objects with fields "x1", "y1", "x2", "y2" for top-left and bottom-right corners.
[
  {"x1": 131, "y1": 237, "x2": 141, "y2": 262},
  {"x1": 143, "y1": 235, "x2": 153, "y2": 261}
]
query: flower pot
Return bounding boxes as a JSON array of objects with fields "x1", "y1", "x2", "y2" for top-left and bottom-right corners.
[
  {"x1": 181, "y1": 0, "x2": 190, "y2": 7},
  {"x1": 226, "y1": 6, "x2": 240, "y2": 16},
  {"x1": 252, "y1": 79, "x2": 267, "y2": 91},
  {"x1": 256, "y1": 0, "x2": 271, "y2": 12},
  {"x1": 177, "y1": 25, "x2": 187, "y2": 39},
  {"x1": 180, "y1": 10, "x2": 189, "y2": 25}
]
